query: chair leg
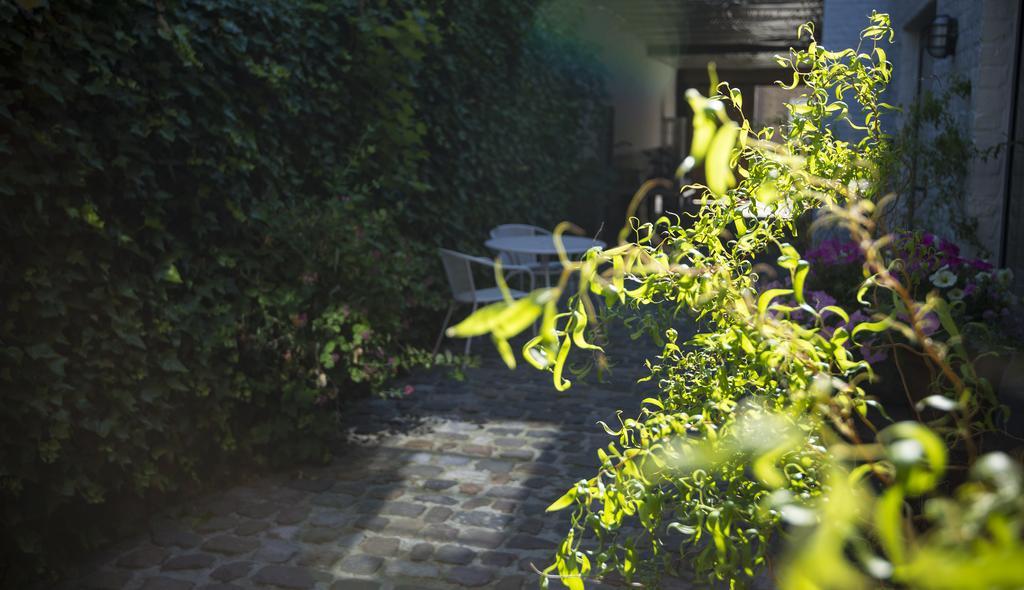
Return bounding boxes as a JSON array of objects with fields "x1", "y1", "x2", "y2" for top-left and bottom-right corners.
[
  {"x1": 464, "y1": 302, "x2": 478, "y2": 356},
  {"x1": 433, "y1": 302, "x2": 456, "y2": 355}
]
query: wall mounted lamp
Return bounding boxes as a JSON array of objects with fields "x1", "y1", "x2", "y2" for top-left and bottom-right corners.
[{"x1": 926, "y1": 15, "x2": 958, "y2": 59}]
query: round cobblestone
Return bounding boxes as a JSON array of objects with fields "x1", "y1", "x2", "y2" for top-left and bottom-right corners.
[
  {"x1": 444, "y1": 566, "x2": 494, "y2": 587},
  {"x1": 409, "y1": 542, "x2": 434, "y2": 561},
  {"x1": 434, "y1": 544, "x2": 476, "y2": 565}
]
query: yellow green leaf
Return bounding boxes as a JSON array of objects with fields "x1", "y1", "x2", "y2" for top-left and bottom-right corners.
[
  {"x1": 546, "y1": 487, "x2": 577, "y2": 512},
  {"x1": 706, "y1": 121, "x2": 739, "y2": 195}
]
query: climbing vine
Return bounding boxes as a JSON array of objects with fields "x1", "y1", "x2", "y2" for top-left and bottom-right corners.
[{"x1": 451, "y1": 13, "x2": 1024, "y2": 589}]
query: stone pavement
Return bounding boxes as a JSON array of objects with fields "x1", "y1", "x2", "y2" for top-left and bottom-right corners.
[{"x1": 63, "y1": 335, "x2": 685, "y2": 590}]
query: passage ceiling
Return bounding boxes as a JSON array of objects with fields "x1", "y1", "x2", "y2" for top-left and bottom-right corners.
[{"x1": 596, "y1": 0, "x2": 823, "y2": 69}]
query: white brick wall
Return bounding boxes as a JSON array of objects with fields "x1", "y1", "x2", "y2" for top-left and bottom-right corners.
[
  {"x1": 822, "y1": 0, "x2": 894, "y2": 52},
  {"x1": 823, "y1": 0, "x2": 1021, "y2": 259},
  {"x1": 966, "y1": 0, "x2": 1019, "y2": 257}
]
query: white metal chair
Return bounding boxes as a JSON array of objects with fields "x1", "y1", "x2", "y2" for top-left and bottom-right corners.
[
  {"x1": 435, "y1": 248, "x2": 535, "y2": 355},
  {"x1": 488, "y1": 224, "x2": 562, "y2": 286}
]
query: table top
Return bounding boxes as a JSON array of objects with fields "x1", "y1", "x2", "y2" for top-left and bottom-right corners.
[{"x1": 484, "y1": 235, "x2": 606, "y2": 255}]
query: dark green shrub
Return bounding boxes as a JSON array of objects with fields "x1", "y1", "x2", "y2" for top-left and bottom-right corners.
[{"x1": 0, "y1": 0, "x2": 605, "y2": 582}]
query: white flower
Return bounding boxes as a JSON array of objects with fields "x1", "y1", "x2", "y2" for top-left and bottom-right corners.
[
  {"x1": 929, "y1": 266, "x2": 957, "y2": 289},
  {"x1": 848, "y1": 178, "x2": 870, "y2": 195},
  {"x1": 947, "y1": 288, "x2": 965, "y2": 301},
  {"x1": 997, "y1": 268, "x2": 1014, "y2": 285}
]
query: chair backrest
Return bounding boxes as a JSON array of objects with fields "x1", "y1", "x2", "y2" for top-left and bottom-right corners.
[
  {"x1": 489, "y1": 224, "x2": 551, "y2": 239},
  {"x1": 489, "y1": 224, "x2": 550, "y2": 265},
  {"x1": 438, "y1": 248, "x2": 476, "y2": 298}
]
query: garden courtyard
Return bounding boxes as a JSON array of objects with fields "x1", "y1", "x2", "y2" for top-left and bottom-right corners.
[{"x1": 5, "y1": 1, "x2": 1024, "y2": 589}]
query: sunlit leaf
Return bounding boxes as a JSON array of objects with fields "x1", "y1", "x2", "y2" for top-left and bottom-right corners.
[
  {"x1": 821, "y1": 305, "x2": 850, "y2": 323},
  {"x1": 684, "y1": 90, "x2": 717, "y2": 167},
  {"x1": 552, "y1": 333, "x2": 572, "y2": 391},
  {"x1": 491, "y1": 296, "x2": 544, "y2": 340},
  {"x1": 851, "y1": 316, "x2": 894, "y2": 343},
  {"x1": 881, "y1": 422, "x2": 947, "y2": 496},
  {"x1": 493, "y1": 336, "x2": 516, "y2": 369},
  {"x1": 546, "y1": 487, "x2": 577, "y2": 512},
  {"x1": 914, "y1": 395, "x2": 959, "y2": 413},
  {"x1": 874, "y1": 487, "x2": 906, "y2": 565},
  {"x1": 570, "y1": 300, "x2": 602, "y2": 351},
  {"x1": 446, "y1": 302, "x2": 510, "y2": 338},
  {"x1": 706, "y1": 121, "x2": 739, "y2": 195},
  {"x1": 447, "y1": 289, "x2": 552, "y2": 339},
  {"x1": 758, "y1": 288, "x2": 794, "y2": 317},
  {"x1": 792, "y1": 260, "x2": 809, "y2": 305}
]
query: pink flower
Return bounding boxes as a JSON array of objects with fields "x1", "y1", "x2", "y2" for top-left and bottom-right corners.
[
  {"x1": 922, "y1": 314, "x2": 940, "y2": 336},
  {"x1": 860, "y1": 341, "x2": 888, "y2": 364},
  {"x1": 806, "y1": 238, "x2": 862, "y2": 266},
  {"x1": 403, "y1": 385, "x2": 415, "y2": 396},
  {"x1": 910, "y1": 311, "x2": 940, "y2": 336},
  {"x1": 938, "y1": 240, "x2": 960, "y2": 257},
  {"x1": 808, "y1": 290, "x2": 836, "y2": 309}
]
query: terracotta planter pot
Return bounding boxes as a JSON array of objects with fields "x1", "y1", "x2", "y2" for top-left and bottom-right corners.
[
  {"x1": 988, "y1": 351, "x2": 1024, "y2": 438},
  {"x1": 869, "y1": 347, "x2": 935, "y2": 422},
  {"x1": 870, "y1": 347, "x2": 1023, "y2": 425},
  {"x1": 865, "y1": 347, "x2": 1023, "y2": 491}
]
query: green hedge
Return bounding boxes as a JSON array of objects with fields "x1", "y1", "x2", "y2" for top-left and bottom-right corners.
[{"x1": 0, "y1": 0, "x2": 605, "y2": 582}]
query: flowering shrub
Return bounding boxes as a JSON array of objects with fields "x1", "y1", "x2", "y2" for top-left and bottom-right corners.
[
  {"x1": 803, "y1": 232, "x2": 1022, "y2": 348},
  {"x1": 803, "y1": 237, "x2": 869, "y2": 306},
  {"x1": 888, "y1": 234, "x2": 1019, "y2": 331}
]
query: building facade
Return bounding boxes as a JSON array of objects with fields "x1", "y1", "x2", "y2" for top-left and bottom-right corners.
[{"x1": 824, "y1": 0, "x2": 1023, "y2": 275}]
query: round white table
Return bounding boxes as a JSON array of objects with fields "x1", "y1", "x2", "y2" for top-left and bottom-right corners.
[{"x1": 484, "y1": 235, "x2": 606, "y2": 287}]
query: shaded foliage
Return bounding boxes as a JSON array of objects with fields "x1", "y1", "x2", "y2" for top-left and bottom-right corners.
[{"x1": 0, "y1": 0, "x2": 605, "y2": 582}]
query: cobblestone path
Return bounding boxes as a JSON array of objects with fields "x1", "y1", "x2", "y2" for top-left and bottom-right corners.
[{"x1": 65, "y1": 338, "x2": 687, "y2": 590}]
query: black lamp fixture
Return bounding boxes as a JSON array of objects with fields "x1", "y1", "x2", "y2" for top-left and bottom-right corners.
[{"x1": 926, "y1": 14, "x2": 958, "y2": 58}]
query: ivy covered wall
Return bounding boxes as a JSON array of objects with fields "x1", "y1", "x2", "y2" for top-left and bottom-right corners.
[{"x1": 0, "y1": 0, "x2": 606, "y2": 582}]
